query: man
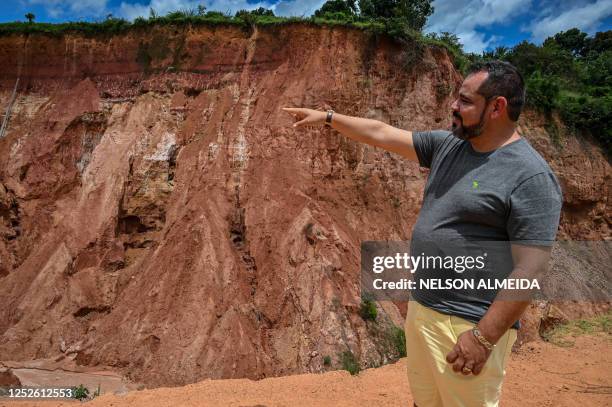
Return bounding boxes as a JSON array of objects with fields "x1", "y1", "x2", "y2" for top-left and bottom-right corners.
[{"x1": 282, "y1": 60, "x2": 563, "y2": 407}]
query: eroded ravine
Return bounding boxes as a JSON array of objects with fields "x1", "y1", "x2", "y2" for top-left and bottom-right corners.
[{"x1": 0, "y1": 24, "x2": 608, "y2": 389}]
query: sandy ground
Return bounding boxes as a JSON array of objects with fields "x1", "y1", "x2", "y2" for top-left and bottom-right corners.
[{"x1": 2, "y1": 334, "x2": 610, "y2": 407}]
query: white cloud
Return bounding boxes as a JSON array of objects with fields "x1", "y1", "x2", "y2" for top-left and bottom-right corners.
[
  {"x1": 24, "y1": 0, "x2": 109, "y2": 18},
  {"x1": 206, "y1": 0, "x2": 273, "y2": 14},
  {"x1": 526, "y1": 0, "x2": 612, "y2": 42},
  {"x1": 273, "y1": 0, "x2": 325, "y2": 17},
  {"x1": 426, "y1": 0, "x2": 530, "y2": 52},
  {"x1": 117, "y1": 0, "x2": 275, "y2": 20},
  {"x1": 118, "y1": 0, "x2": 202, "y2": 20},
  {"x1": 71, "y1": 0, "x2": 109, "y2": 15},
  {"x1": 454, "y1": 31, "x2": 491, "y2": 53},
  {"x1": 22, "y1": 0, "x2": 324, "y2": 22}
]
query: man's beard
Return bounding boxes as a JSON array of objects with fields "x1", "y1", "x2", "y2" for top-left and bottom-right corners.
[{"x1": 451, "y1": 109, "x2": 487, "y2": 140}]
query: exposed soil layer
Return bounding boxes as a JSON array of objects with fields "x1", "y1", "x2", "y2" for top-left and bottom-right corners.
[{"x1": 0, "y1": 24, "x2": 609, "y2": 388}]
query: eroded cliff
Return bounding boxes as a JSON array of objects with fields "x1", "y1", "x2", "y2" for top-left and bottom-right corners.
[{"x1": 0, "y1": 23, "x2": 608, "y2": 387}]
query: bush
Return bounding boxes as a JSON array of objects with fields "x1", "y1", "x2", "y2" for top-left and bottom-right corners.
[
  {"x1": 314, "y1": 1, "x2": 357, "y2": 18},
  {"x1": 525, "y1": 71, "x2": 559, "y2": 113},
  {"x1": 425, "y1": 31, "x2": 473, "y2": 74},
  {"x1": 359, "y1": 299, "x2": 377, "y2": 321},
  {"x1": 340, "y1": 350, "x2": 360, "y2": 375},
  {"x1": 390, "y1": 326, "x2": 406, "y2": 357},
  {"x1": 71, "y1": 384, "x2": 89, "y2": 401},
  {"x1": 166, "y1": 10, "x2": 196, "y2": 20},
  {"x1": 558, "y1": 94, "x2": 612, "y2": 153},
  {"x1": 323, "y1": 355, "x2": 332, "y2": 366},
  {"x1": 315, "y1": 11, "x2": 357, "y2": 23},
  {"x1": 358, "y1": 0, "x2": 433, "y2": 32}
]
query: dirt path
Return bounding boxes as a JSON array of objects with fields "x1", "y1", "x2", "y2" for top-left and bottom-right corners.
[{"x1": 2, "y1": 334, "x2": 610, "y2": 407}]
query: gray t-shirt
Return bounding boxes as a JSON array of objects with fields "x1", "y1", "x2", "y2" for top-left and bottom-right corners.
[{"x1": 410, "y1": 130, "x2": 563, "y2": 326}]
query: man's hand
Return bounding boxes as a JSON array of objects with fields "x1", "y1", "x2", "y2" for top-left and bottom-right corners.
[
  {"x1": 281, "y1": 107, "x2": 326, "y2": 128},
  {"x1": 446, "y1": 329, "x2": 492, "y2": 376},
  {"x1": 280, "y1": 107, "x2": 419, "y2": 161},
  {"x1": 446, "y1": 244, "x2": 552, "y2": 376}
]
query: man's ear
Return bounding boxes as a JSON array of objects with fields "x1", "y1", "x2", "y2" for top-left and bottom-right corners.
[{"x1": 491, "y1": 96, "x2": 508, "y2": 119}]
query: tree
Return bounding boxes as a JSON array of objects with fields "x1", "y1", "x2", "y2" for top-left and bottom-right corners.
[
  {"x1": 393, "y1": 0, "x2": 434, "y2": 32},
  {"x1": 584, "y1": 50, "x2": 612, "y2": 88},
  {"x1": 428, "y1": 31, "x2": 463, "y2": 52},
  {"x1": 235, "y1": 7, "x2": 275, "y2": 19},
  {"x1": 358, "y1": 0, "x2": 375, "y2": 17},
  {"x1": 197, "y1": 4, "x2": 206, "y2": 16},
  {"x1": 25, "y1": 12, "x2": 35, "y2": 23},
  {"x1": 358, "y1": 0, "x2": 433, "y2": 32},
  {"x1": 525, "y1": 71, "x2": 559, "y2": 113},
  {"x1": 544, "y1": 28, "x2": 588, "y2": 57},
  {"x1": 250, "y1": 7, "x2": 275, "y2": 16},
  {"x1": 314, "y1": 0, "x2": 357, "y2": 17},
  {"x1": 487, "y1": 46, "x2": 510, "y2": 60},
  {"x1": 584, "y1": 31, "x2": 612, "y2": 58}
]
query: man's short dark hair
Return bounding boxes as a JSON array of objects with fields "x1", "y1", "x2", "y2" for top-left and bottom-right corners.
[{"x1": 467, "y1": 60, "x2": 525, "y2": 122}]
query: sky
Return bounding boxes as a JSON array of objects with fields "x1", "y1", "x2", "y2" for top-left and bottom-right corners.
[{"x1": 1, "y1": 0, "x2": 611, "y2": 53}]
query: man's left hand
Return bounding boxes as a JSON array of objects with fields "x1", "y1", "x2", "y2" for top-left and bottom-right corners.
[{"x1": 446, "y1": 330, "x2": 492, "y2": 375}]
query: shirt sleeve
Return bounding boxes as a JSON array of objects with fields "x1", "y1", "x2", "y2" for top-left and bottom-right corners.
[
  {"x1": 412, "y1": 130, "x2": 450, "y2": 169},
  {"x1": 507, "y1": 172, "x2": 563, "y2": 246}
]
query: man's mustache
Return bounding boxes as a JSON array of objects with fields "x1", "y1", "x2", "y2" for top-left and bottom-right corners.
[{"x1": 452, "y1": 111, "x2": 462, "y2": 121}]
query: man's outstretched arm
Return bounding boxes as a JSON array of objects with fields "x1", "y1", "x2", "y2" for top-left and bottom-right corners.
[{"x1": 281, "y1": 107, "x2": 419, "y2": 162}]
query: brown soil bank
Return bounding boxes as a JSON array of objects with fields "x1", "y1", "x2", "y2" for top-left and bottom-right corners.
[
  {"x1": 0, "y1": 23, "x2": 609, "y2": 388},
  {"x1": 1, "y1": 334, "x2": 610, "y2": 406}
]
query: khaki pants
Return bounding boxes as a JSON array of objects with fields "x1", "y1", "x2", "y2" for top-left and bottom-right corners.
[{"x1": 405, "y1": 301, "x2": 517, "y2": 407}]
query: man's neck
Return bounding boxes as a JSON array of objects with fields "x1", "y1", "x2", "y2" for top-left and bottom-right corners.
[{"x1": 469, "y1": 125, "x2": 520, "y2": 153}]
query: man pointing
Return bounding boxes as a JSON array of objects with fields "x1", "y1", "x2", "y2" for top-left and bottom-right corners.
[{"x1": 282, "y1": 60, "x2": 562, "y2": 407}]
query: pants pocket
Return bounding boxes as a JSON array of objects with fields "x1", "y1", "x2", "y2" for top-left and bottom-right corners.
[{"x1": 448, "y1": 314, "x2": 475, "y2": 343}]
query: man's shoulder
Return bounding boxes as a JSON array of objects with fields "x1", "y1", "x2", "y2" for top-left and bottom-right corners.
[
  {"x1": 502, "y1": 137, "x2": 557, "y2": 177},
  {"x1": 413, "y1": 129, "x2": 459, "y2": 150},
  {"x1": 496, "y1": 138, "x2": 562, "y2": 198},
  {"x1": 413, "y1": 129, "x2": 453, "y2": 139}
]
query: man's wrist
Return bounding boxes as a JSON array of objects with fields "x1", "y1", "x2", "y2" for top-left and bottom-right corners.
[
  {"x1": 325, "y1": 109, "x2": 334, "y2": 126},
  {"x1": 472, "y1": 326, "x2": 495, "y2": 351}
]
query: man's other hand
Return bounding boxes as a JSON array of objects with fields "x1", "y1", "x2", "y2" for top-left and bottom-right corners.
[{"x1": 446, "y1": 329, "x2": 492, "y2": 376}]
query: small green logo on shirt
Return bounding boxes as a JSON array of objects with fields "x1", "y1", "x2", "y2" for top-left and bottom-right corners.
[{"x1": 472, "y1": 180, "x2": 479, "y2": 189}]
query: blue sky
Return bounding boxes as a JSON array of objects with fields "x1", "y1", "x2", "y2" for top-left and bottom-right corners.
[{"x1": 2, "y1": 0, "x2": 611, "y2": 53}]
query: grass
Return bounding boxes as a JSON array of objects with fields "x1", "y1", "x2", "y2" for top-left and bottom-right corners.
[
  {"x1": 0, "y1": 15, "x2": 372, "y2": 37},
  {"x1": 340, "y1": 350, "x2": 360, "y2": 375},
  {"x1": 71, "y1": 384, "x2": 89, "y2": 401},
  {"x1": 389, "y1": 326, "x2": 406, "y2": 357},
  {"x1": 359, "y1": 299, "x2": 377, "y2": 321},
  {"x1": 541, "y1": 312, "x2": 611, "y2": 347},
  {"x1": 71, "y1": 383, "x2": 101, "y2": 401}
]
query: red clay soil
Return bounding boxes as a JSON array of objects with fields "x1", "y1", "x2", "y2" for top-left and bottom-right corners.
[
  {"x1": 0, "y1": 24, "x2": 609, "y2": 390},
  {"x1": 2, "y1": 334, "x2": 609, "y2": 407}
]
